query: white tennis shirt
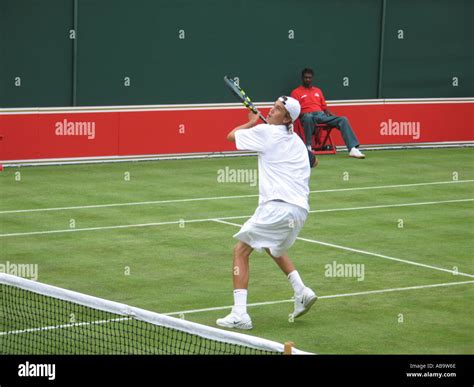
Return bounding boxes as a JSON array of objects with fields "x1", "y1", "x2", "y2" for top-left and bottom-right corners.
[{"x1": 235, "y1": 124, "x2": 310, "y2": 211}]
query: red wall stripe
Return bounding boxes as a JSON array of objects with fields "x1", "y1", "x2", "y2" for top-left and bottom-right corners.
[{"x1": 0, "y1": 102, "x2": 472, "y2": 161}]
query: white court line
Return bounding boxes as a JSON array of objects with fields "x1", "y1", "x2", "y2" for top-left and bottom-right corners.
[
  {"x1": 1, "y1": 179, "x2": 472, "y2": 214},
  {"x1": 0, "y1": 217, "x2": 233, "y2": 238},
  {"x1": 2, "y1": 280, "x2": 472, "y2": 336},
  {"x1": 0, "y1": 198, "x2": 472, "y2": 238},
  {"x1": 164, "y1": 280, "x2": 474, "y2": 316},
  {"x1": 297, "y1": 237, "x2": 474, "y2": 278},
  {"x1": 212, "y1": 218, "x2": 474, "y2": 279},
  {"x1": 0, "y1": 317, "x2": 130, "y2": 336},
  {"x1": 311, "y1": 198, "x2": 474, "y2": 214}
]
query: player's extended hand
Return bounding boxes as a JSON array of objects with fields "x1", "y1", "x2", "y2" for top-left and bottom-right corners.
[{"x1": 248, "y1": 111, "x2": 260, "y2": 125}]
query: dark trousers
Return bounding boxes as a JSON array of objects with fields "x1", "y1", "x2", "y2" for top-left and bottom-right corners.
[{"x1": 301, "y1": 111, "x2": 360, "y2": 151}]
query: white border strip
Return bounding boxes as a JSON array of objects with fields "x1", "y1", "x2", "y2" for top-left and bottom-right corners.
[
  {"x1": 0, "y1": 97, "x2": 473, "y2": 115},
  {"x1": 0, "y1": 151, "x2": 258, "y2": 166},
  {"x1": 0, "y1": 273, "x2": 309, "y2": 354},
  {"x1": 359, "y1": 142, "x2": 474, "y2": 151}
]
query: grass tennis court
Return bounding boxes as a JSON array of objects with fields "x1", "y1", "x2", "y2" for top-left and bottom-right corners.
[{"x1": 1, "y1": 147, "x2": 473, "y2": 354}]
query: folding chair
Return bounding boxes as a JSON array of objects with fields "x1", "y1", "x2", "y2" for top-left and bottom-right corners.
[
  {"x1": 311, "y1": 124, "x2": 337, "y2": 155},
  {"x1": 294, "y1": 119, "x2": 337, "y2": 155}
]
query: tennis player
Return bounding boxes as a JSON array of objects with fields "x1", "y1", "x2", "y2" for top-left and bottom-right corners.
[{"x1": 217, "y1": 96, "x2": 317, "y2": 330}]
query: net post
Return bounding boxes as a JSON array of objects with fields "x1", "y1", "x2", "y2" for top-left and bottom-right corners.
[{"x1": 283, "y1": 341, "x2": 294, "y2": 355}]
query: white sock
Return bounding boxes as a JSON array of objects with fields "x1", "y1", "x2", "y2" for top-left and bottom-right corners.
[
  {"x1": 232, "y1": 289, "x2": 248, "y2": 316},
  {"x1": 288, "y1": 270, "x2": 305, "y2": 295}
]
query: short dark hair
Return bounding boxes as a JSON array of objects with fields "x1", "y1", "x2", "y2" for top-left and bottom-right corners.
[{"x1": 302, "y1": 68, "x2": 314, "y2": 77}]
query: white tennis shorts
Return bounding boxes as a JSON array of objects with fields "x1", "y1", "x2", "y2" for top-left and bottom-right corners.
[{"x1": 233, "y1": 200, "x2": 308, "y2": 257}]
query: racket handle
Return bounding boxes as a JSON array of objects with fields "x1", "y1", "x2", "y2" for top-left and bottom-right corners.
[{"x1": 248, "y1": 105, "x2": 267, "y2": 123}]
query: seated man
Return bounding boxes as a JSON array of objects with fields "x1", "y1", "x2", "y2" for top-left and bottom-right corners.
[{"x1": 291, "y1": 68, "x2": 365, "y2": 159}]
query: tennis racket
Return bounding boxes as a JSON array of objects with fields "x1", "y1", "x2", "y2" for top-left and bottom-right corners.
[{"x1": 223, "y1": 76, "x2": 267, "y2": 123}]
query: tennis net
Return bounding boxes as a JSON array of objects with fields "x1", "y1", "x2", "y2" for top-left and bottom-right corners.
[{"x1": 0, "y1": 273, "x2": 310, "y2": 355}]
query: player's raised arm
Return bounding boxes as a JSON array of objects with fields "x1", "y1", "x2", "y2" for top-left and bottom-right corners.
[{"x1": 227, "y1": 111, "x2": 260, "y2": 142}]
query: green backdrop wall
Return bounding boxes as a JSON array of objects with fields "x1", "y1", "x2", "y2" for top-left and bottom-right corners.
[
  {"x1": 0, "y1": 0, "x2": 73, "y2": 107},
  {"x1": 1, "y1": 0, "x2": 472, "y2": 107}
]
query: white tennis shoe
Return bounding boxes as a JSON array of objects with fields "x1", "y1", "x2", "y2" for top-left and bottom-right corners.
[
  {"x1": 349, "y1": 147, "x2": 366, "y2": 159},
  {"x1": 216, "y1": 312, "x2": 253, "y2": 330},
  {"x1": 292, "y1": 287, "x2": 318, "y2": 318}
]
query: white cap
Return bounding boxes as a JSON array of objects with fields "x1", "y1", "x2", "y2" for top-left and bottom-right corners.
[{"x1": 278, "y1": 96, "x2": 301, "y2": 122}]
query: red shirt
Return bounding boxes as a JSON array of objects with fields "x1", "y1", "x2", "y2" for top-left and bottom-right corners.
[{"x1": 290, "y1": 86, "x2": 327, "y2": 115}]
